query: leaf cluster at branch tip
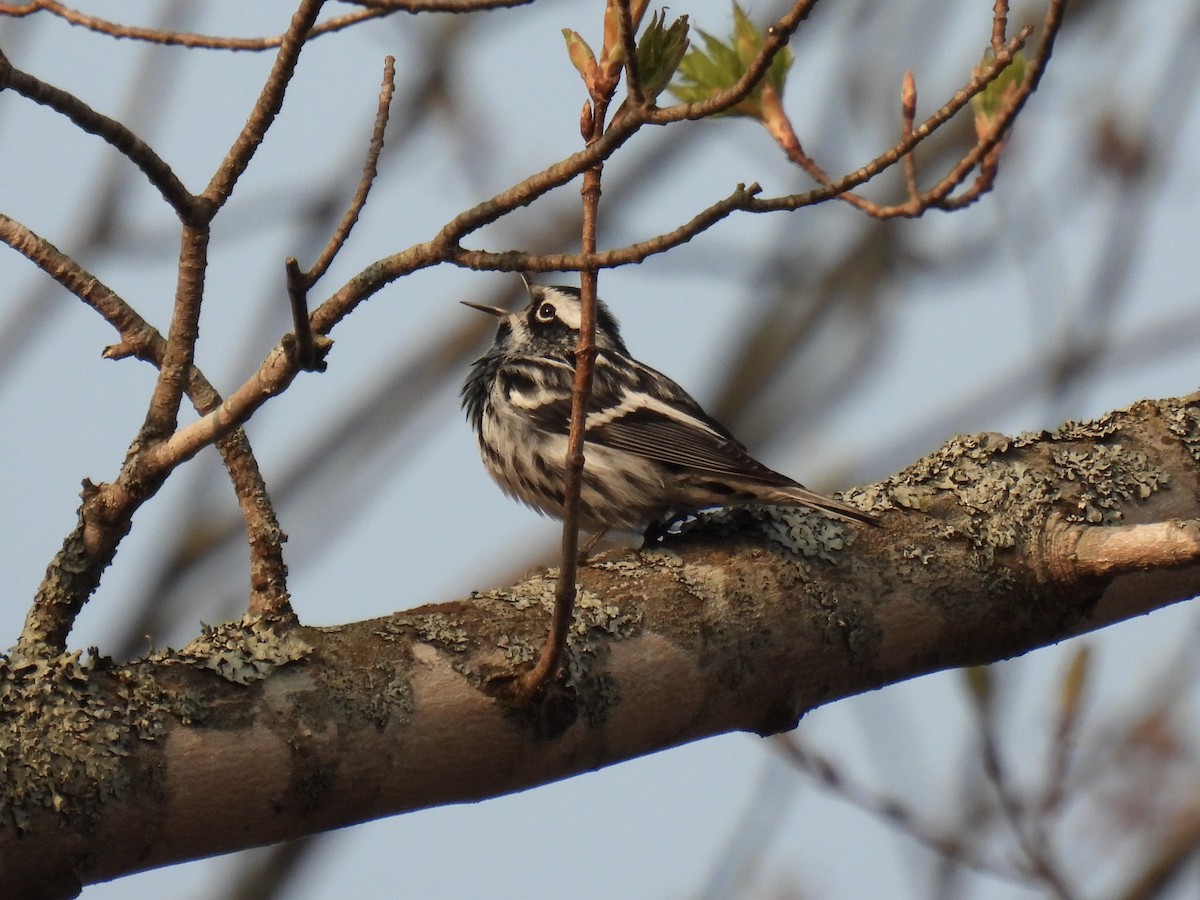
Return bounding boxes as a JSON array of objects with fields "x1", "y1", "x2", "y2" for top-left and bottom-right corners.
[{"x1": 669, "y1": 2, "x2": 793, "y2": 120}]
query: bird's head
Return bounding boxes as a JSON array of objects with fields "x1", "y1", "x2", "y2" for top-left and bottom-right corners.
[{"x1": 463, "y1": 282, "x2": 628, "y2": 356}]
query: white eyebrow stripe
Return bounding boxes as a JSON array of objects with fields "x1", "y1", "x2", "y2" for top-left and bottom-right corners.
[
  {"x1": 541, "y1": 288, "x2": 584, "y2": 330},
  {"x1": 586, "y1": 390, "x2": 725, "y2": 440}
]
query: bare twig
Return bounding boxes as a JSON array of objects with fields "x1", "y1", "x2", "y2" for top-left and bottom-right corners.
[
  {"x1": 346, "y1": 0, "x2": 537, "y2": 10},
  {"x1": 0, "y1": 214, "x2": 292, "y2": 634},
  {"x1": 282, "y1": 54, "x2": 395, "y2": 373},
  {"x1": 761, "y1": 15, "x2": 1041, "y2": 218},
  {"x1": 0, "y1": 1, "x2": 388, "y2": 50},
  {"x1": 517, "y1": 9, "x2": 616, "y2": 696},
  {"x1": 0, "y1": 46, "x2": 195, "y2": 217},
  {"x1": 992, "y1": 0, "x2": 1009, "y2": 56},
  {"x1": 926, "y1": 0, "x2": 1067, "y2": 211},
  {"x1": 141, "y1": 224, "x2": 208, "y2": 439},
  {"x1": 450, "y1": 182, "x2": 761, "y2": 274},
  {"x1": 285, "y1": 258, "x2": 327, "y2": 373},
  {"x1": 202, "y1": 0, "x2": 325, "y2": 207},
  {"x1": 748, "y1": 25, "x2": 1036, "y2": 214},
  {"x1": 306, "y1": 55, "x2": 397, "y2": 286},
  {"x1": 900, "y1": 70, "x2": 919, "y2": 200}
]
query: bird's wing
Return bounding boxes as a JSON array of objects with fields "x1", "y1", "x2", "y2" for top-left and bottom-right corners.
[
  {"x1": 588, "y1": 395, "x2": 794, "y2": 483},
  {"x1": 498, "y1": 352, "x2": 793, "y2": 483},
  {"x1": 590, "y1": 354, "x2": 797, "y2": 483}
]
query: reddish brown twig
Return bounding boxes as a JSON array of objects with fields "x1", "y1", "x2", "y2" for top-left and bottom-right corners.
[
  {"x1": 615, "y1": 0, "x2": 645, "y2": 108},
  {"x1": 0, "y1": 1, "x2": 387, "y2": 50},
  {"x1": 900, "y1": 70, "x2": 919, "y2": 202},
  {"x1": 746, "y1": 17, "x2": 1048, "y2": 216},
  {"x1": 517, "y1": 4, "x2": 621, "y2": 700},
  {"x1": 992, "y1": 0, "x2": 1010, "y2": 55}
]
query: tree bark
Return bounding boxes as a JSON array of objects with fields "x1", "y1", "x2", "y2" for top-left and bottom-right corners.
[{"x1": 4, "y1": 393, "x2": 1200, "y2": 899}]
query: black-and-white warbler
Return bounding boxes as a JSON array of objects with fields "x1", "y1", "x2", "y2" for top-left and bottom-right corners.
[{"x1": 461, "y1": 283, "x2": 877, "y2": 542}]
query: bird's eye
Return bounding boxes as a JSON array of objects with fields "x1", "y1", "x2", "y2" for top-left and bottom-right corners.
[{"x1": 535, "y1": 302, "x2": 557, "y2": 322}]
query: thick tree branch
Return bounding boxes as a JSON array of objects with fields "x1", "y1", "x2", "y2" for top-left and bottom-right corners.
[{"x1": 4, "y1": 392, "x2": 1200, "y2": 897}]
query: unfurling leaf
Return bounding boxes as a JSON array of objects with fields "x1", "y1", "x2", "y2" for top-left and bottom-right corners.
[
  {"x1": 972, "y1": 50, "x2": 1029, "y2": 136},
  {"x1": 637, "y1": 11, "x2": 690, "y2": 100},
  {"x1": 600, "y1": 0, "x2": 626, "y2": 77},
  {"x1": 563, "y1": 28, "x2": 598, "y2": 87},
  {"x1": 668, "y1": 2, "x2": 792, "y2": 120}
]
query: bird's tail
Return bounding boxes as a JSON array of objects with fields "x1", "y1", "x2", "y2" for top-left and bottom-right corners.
[{"x1": 767, "y1": 485, "x2": 880, "y2": 526}]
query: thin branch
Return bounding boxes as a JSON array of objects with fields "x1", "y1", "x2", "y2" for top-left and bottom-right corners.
[
  {"x1": 450, "y1": 182, "x2": 762, "y2": 273},
  {"x1": 430, "y1": 111, "x2": 646, "y2": 251},
  {"x1": 0, "y1": 46, "x2": 195, "y2": 218},
  {"x1": 992, "y1": 0, "x2": 1009, "y2": 56},
  {"x1": 517, "y1": 21, "x2": 615, "y2": 695},
  {"x1": 306, "y1": 55, "x2": 397, "y2": 286},
  {"x1": 141, "y1": 224, "x2": 208, "y2": 439},
  {"x1": 345, "y1": 0, "x2": 537, "y2": 9},
  {"x1": 285, "y1": 258, "x2": 328, "y2": 372},
  {"x1": 616, "y1": 0, "x2": 644, "y2": 108},
  {"x1": 0, "y1": 214, "x2": 292, "y2": 631},
  {"x1": 900, "y1": 70, "x2": 919, "y2": 200},
  {"x1": 929, "y1": 0, "x2": 1066, "y2": 211},
  {"x1": 0, "y1": 1, "x2": 388, "y2": 50},
  {"x1": 201, "y1": 0, "x2": 325, "y2": 207},
  {"x1": 747, "y1": 26, "x2": 1035, "y2": 214}
]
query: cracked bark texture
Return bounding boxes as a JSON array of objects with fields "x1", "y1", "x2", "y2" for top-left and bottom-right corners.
[{"x1": 3, "y1": 393, "x2": 1200, "y2": 899}]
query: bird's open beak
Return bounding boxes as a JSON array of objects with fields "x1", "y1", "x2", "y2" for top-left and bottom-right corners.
[{"x1": 461, "y1": 301, "x2": 510, "y2": 317}]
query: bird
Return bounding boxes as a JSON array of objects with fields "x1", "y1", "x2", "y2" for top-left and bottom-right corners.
[{"x1": 461, "y1": 282, "x2": 877, "y2": 547}]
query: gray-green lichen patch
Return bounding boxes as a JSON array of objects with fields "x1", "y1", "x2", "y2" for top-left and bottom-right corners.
[
  {"x1": 380, "y1": 613, "x2": 471, "y2": 654},
  {"x1": 0, "y1": 650, "x2": 170, "y2": 832},
  {"x1": 171, "y1": 614, "x2": 312, "y2": 685},
  {"x1": 676, "y1": 505, "x2": 862, "y2": 563},
  {"x1": 481, "y1": 575, "x2": 643, "y2": 699},
  {"x1": 592, "y1": 547, "x2": 683, "y2": 575},
  {"x1": 872, "y1": 420, "x2": 1171, "y2": 555},
  {"x1": 1166, "y1": 399, "x2": 1200, "y2": 465},
  {"x1": 1052, "y1": 443, "x2": 1169, "y2": 524},
  {"x1": 874, "y1": 431, "x2": 1051, "y2": 553},
  {"x1": 380, "y1": 575, "x2": 643, "y2": 728},
  {"x1": 1051, "y1": 411, "x2": 1123, "y2": 442}
]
